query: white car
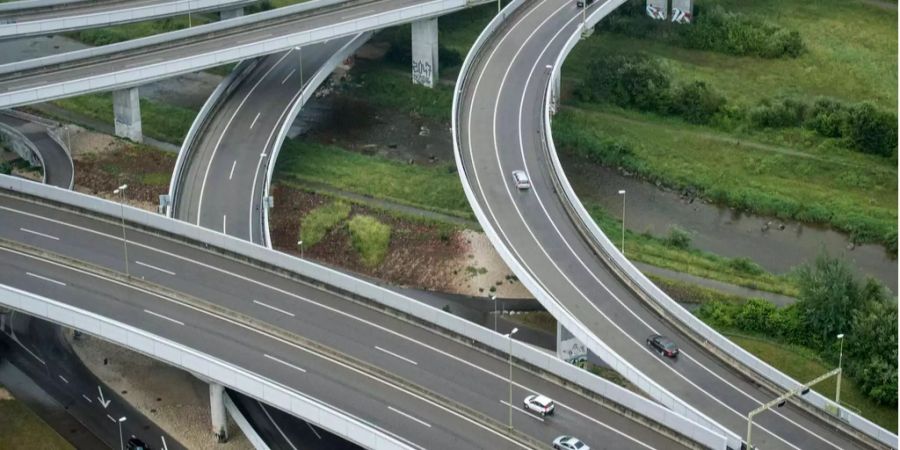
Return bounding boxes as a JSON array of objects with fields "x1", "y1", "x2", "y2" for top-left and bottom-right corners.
[
  {"x1": 553, "y1": 436, "x2": 589, "y2": 450},
  {"x1": 511, "y1": 170, "x2": 531, "y2": 190},
  {"x1": 523, "y1": 394, "x2": 555, "y2": 416}
]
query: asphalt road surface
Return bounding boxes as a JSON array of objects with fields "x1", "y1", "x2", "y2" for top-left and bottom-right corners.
[
  {"x1": 0, "y1": 0, "x2": 252, "y2": 28},
  {"x1": 0, "y1": 112, "x2": 73, "y2": 189},
  {"x1": 455, "y1": 0, "x2": 870, "y2": 449},
  {"x1": 0, "y1": 191, "x2": 689, "y2": 449}
]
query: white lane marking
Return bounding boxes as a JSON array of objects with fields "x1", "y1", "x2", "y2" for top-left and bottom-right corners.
[
  {"x1": 143, "y1": 309, "x2": 185, "y2": 326},
  {"x1": 196, "y1": 50, "x2": 294, "y2": 225},
  {"x1": 58, "y1": 375, "x2": 68, "y2": 384},
  {"x1": 253, "y1": 300, "x2": 295, "y2": 317},
  {"x1": 281, "y1": 68, "x2": 296, "y2": 85},
  {"x1": 388, "y1": 406, "x2": 431, "y2": 428},
  {"x1": 20, "y1": 227, "x2": 59, "y2": 240},
  {"x1": 375, "y1": 346, "x2": 417, "y2": 366},
  {"x1": 229, "y1": 160, "x2": 237, "y2": 180},
  {"x1": 264, "y1": 353, "x2": 306, "y2": 373},
  {"x1": 500, "y1": 400, "x2": 544, "y2": 423},
  {"x1": 259, "y1": 401, "x2": 300, "y2": 450},
  {"x1": 250, "y1": 112, "x2": 261, "y2": 130},
  {"x1": 107, "y1": 414, "x2": 117, "y2": 423},
  {"x1": 223, "y1": 215, "x2": 227, "y2": 234},
  {"x1": 82, "y1": 394, "x2": 93, "y2": 403},
  {"x1": 135, "y1": 260, "x2": 175, "y2": 276},
  {"x1": 0, "y1": 207, "x2": 647, "y2": 448},
  {"x1": 26, "y1": 272, "x2": 66, "y2": 286},
  {"x1": 306, "y1": 422, "x2": 322, "y2": 440},
  {"x1": 0, "y1": 246, "x2": 516, "y2": 450}
]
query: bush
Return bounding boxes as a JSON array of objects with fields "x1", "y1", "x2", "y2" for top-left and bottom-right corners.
[
  {"x1": 663, "y1": 225, "x2": 692, "y2": 249},
  {"x1": 668, "y1": 81, "x2": 726, "y2": 124},
  {"x1": 843, "y1": 102, "x2": 898, "y2": 157},
  {"x1": 735, "y1": 298, "x2": 777, "y2": 333},
  {"x1": 0, "y1": 161, "x2": 11, "y2": 175},
  {"x1": 727, "y1": 257, "x2": 764, "y2": 275},
  {"x1": 576, "y1": 54, "x2": 671, "y2": 111},
  {"x1": 348, "y1": 215, "x2": 392, "y2": 267},
  {"x1": 749, "y1": 98, "x2": 808, "y2": 128},
  {"x1": 808, "y1": 98, "x2": 850, "y2": 138},
  {"x1": 299, "y1": 201, "x2": 351, "y2": 248}
]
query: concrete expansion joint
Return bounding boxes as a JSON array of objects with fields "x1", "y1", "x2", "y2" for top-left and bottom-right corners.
[
  {"x1": 536, "y1": 81, "x2": 882, "y2": 450},
  {"x1": 0, "y1": 237, "x2": 546, "y2": 449}
]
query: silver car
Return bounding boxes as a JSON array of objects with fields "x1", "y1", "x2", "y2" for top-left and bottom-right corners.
[
  {"x1": 553, "y1": 436, "x2": 589, "y2": 450},
  {"x1": 511, "y1": 170, "x2": 530, "y2": 190}
]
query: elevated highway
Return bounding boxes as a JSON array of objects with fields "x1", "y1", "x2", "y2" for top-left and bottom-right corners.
[
  {"x1": 0, "y1": 175, "x2": 716, "y2": 449},
  {"x1": 453, "y1": 0, "x2": 897, "y2": 449},
  {"x1": 0, "y1": 0, "x2": 257, "y2": 39}
]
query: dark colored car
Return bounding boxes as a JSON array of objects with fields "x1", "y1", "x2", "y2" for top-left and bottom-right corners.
[
  {"x1": 127, "y1": 437, "x2": 150, "y2": 450},
  {"x1": 576, "y1": 0, "x2": 594, "y2": 7},
  {"x1": 647, "y1": 334, "x2": 679, "y2": 358}
]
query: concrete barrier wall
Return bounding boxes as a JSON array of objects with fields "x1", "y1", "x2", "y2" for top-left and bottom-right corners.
[
  {"x1": 261, "y1": 32, "x2": 371, "y2": 247},
  {"x1": 0, "y1": 283, "x2": 414, "y2": 450},
  {"x1": 0, "y1": 0, "x2": 257, "y2": 38},
  {"x1": 541, "y1": 7, "x2": 899, "y2": 450},
  {"x1": 450, "y1": 2, "x2": 734, "y2": 449},
  {"x1": 0, "y1": 0, "x2": 83, "y2": 13},
  {"x1": 0, "y1": 174, "x2": 726, "y2": 449}
]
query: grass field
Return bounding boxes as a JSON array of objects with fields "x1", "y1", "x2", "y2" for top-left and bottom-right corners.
[
  {"x1": 725, "y1": 332, "x2": 897, "y2": 431},
  {"x1": 558, "y1": 0, "x2": 897, "y2": 248},
  {"x1": 52, "y1": 93, "x2": 198, "y2": 144},
  {"x1": 300, "y1": 201, "x2": 351, "y2": 247},
  {"x1": 348, "y1": 215, "x2": 392, "y2": 267},
  {"x1": 353, "y1": 64, "x2": 454, "y2": 121},
  {"x1": 0, "y1": 396, "x2": 75, "y2": 450}
]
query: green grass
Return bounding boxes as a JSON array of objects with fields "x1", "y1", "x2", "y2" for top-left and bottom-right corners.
[
  {"x1": 648, "y1": 274, "x2": 750, "y2": 305},
  {"x1": 724, "y1": 332, "x2": 897, "y2": 431},
  {"x1": 568, "y1": 0, "x2": 897, "y2": 110},
  {"x1": 67, "y1": 15, "x2": 213, "y2": 45},
  {"x1": 348, "y1": 215, "x2": 392, "y2": 267},
  {"x1": 274, "y1": 139, "x2": 471, "y2": 218},
  {"x1": 300, "y1": 201, "x2": 351, "y2": 248},
  {"x1": 554, "y1": 107, "x2": 897, "y2": 249},
  {"x1": 352, "y1": 65, "x2": 454, "y2": 121},
  {"x1": 52, "y1": 93, "x2": 197, "y2": 144},
  {"x1": 585, "y1": 202, "x2": 799, "y2": 296},
  {"x1": 0, "y1": 398, "x2": 75, "y2": 450},
  {"x1": 438, "y1": 4, "x2": 496, "y2": 56},
  {"x1": 139, "y1": 172, "x2": 171, "y2": 186}
]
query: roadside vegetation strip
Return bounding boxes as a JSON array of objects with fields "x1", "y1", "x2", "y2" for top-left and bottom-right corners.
[
  {"x1": 66, "y1": 14, "x2": 215, "y2": 46},
  {"x1": 0, "y1": 390, "x2": 75, "y2": 450},
  {"x1": 51, "y1": 93, "x2": 199, "y2": 145},
  {"x1": 299, "y1": 200, "x2": 352, "y2": 248},
  {"x1": 348, "y1": 215, "x2": 391, "y2": 267}
]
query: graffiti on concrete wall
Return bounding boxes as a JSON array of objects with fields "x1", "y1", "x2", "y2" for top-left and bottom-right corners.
[
  {"x1": 412, "y1": 60, "x2": 434, "y2": 87},
  {"x1": 646, "y1": 0, "x2": 667, "y2": 20},
  {"x1": 671, "y1": 0, "x2": 692, "y2": 23}
]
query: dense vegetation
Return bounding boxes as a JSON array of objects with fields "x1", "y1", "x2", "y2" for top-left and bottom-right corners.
[
  {"x1": 348, "y1": 215, "x2": 392, "y2": 267},
  {"x1": 598, "y1": 0, "x2": 805, "y2": 59},
  {"x1": 697, "y1": 254, "x2": 897, "y2": 406},
  {"x1": 299, "y1": 201, "x2": 351, "y2": 247}
]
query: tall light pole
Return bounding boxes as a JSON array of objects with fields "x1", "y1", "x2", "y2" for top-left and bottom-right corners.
[
  {"x1": 490, "y1": 294, "x2": 497, "y2": 331},
  {"x1": 617, "y1": 189, "x2": 626, "y2": 256},
  {"x1": 113, "y1": 184, "x2": 130, "y2": 277},
  {"x1": 506, "y1": 327, "x2": 518, "y2": 432},
  {"x1": 836, "y1": 333, "x2": 845, "y2": 404},
  {"x1": 117, "y1": 416, "x2": 127, "y2": 450},
  {"x1": 297, "y1": 240, "x2": 304, "y2": 258}
]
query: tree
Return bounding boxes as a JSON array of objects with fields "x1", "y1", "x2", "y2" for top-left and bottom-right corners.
[{"x1": 796, "y1": 253, "x2": 860, "y2": 348}]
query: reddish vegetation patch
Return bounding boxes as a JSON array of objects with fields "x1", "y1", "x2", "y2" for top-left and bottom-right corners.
[
  {"x1": 74, "y1": 143, "x2": 175, "y2": 205},
  {"x1": 270, "y1": 183, "x2": 464, "y2": 291}
]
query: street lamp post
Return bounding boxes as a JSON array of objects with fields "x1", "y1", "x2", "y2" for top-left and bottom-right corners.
[
  {"x1": 617, "y1": 189, "x2": 626, "y2": 256},
  {"x1": 506, "y1": 327, "x2": 518, "y2": 432},
  {"x1": 297, "y1": 240, "x2": 304, "y2": 258},
  {"x1": 490, "y1": 294, "x2": 497, "y2": 331},
  {"x1": 113, "y1": 185, "x2": 130, "y2": 277},
  {"x1": 117, "y1": 416, "x2": 127, "y2": 450},
  {"x1": 836, "y1": 333, "x2": 845, "y2": 404}
]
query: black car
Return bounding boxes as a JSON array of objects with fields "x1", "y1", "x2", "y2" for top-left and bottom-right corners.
[
  {"x1": 647, "y1": 334, "x2": 679, "y2": 358},
  {"x1": 127, "y1": 437, "x2": 150, "y2": 450},
  {"x1": 575, "y1": 0, "x2": 594, "y2": 7}
]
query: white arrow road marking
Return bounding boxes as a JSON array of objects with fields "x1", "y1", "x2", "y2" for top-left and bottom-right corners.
[{"x1": 98, "y1": 386, "x2": 111, "y2": 409}]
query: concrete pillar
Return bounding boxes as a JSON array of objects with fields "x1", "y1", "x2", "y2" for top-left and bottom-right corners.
[
  {"x1": 219, "y1": 7, "x2": 244, "y2": 20},
  {"x1": 112, "y1": 87, "x2": 142, "y2": 143},
  {"x1": 209, "y1": 383, "x2": 228, "y2": 442},
  {"x1": 411, "y1": 18, "x2": 439, "y2": 88},
  {"x1": 556, "y1": 322, "x2": 587, "y2": 365}
]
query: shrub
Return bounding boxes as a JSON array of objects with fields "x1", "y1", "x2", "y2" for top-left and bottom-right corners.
[
  {"x1": 299, "y1": 201, "x2": 351, "y2": 248},
  {"x1": 0, "y1": 161, "x2": 11, "y2": 175},
  {"x1": 808, "y1": 98, "x2": 850, "y2": 138},
  {"x1": 668, "y1": 81, "x2": 727, "y2": 124},
  {"x1": 749, "y1": 98, "x2": 808, "y2": 128},
  {"x1": 843, "y1": 102, "x2": 898, "y2": 157},
  {"x1": 727, "y1": 257, "x2": 764, "y2": 275},
  {"x1": 576, "y1": 54, "x2": 671, "y2": 111},
  {"x1": 663, "y1": 225, "x2": 692, "y2": 249},
  {"x1": 348, "y1": 215, "x2": 392, "y2": 267},
  {"x1": 735, "y1": 298, "x2": 777, "y2": 333}
]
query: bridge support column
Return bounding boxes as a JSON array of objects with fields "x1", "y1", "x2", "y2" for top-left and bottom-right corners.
[
  {"x1": 209, "y1": 383, "x2": 228, "y2": 442},
  {"x1": 411, "y1": 18, "x2": 438, "y2": 88},
  {"x1": 557, "y1": 322, "x2": 588, "y2": 366},
  {"x1": 219, "y1": 7, "x2": 244, "y2": 20},
  {"x1": 112, "y1": 87, "x2": 142, "y2": 143}
]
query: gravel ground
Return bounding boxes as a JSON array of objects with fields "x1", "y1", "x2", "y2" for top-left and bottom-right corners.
[{"x1": 68, "y1": 332, "x2": 253, "y2": 450}]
